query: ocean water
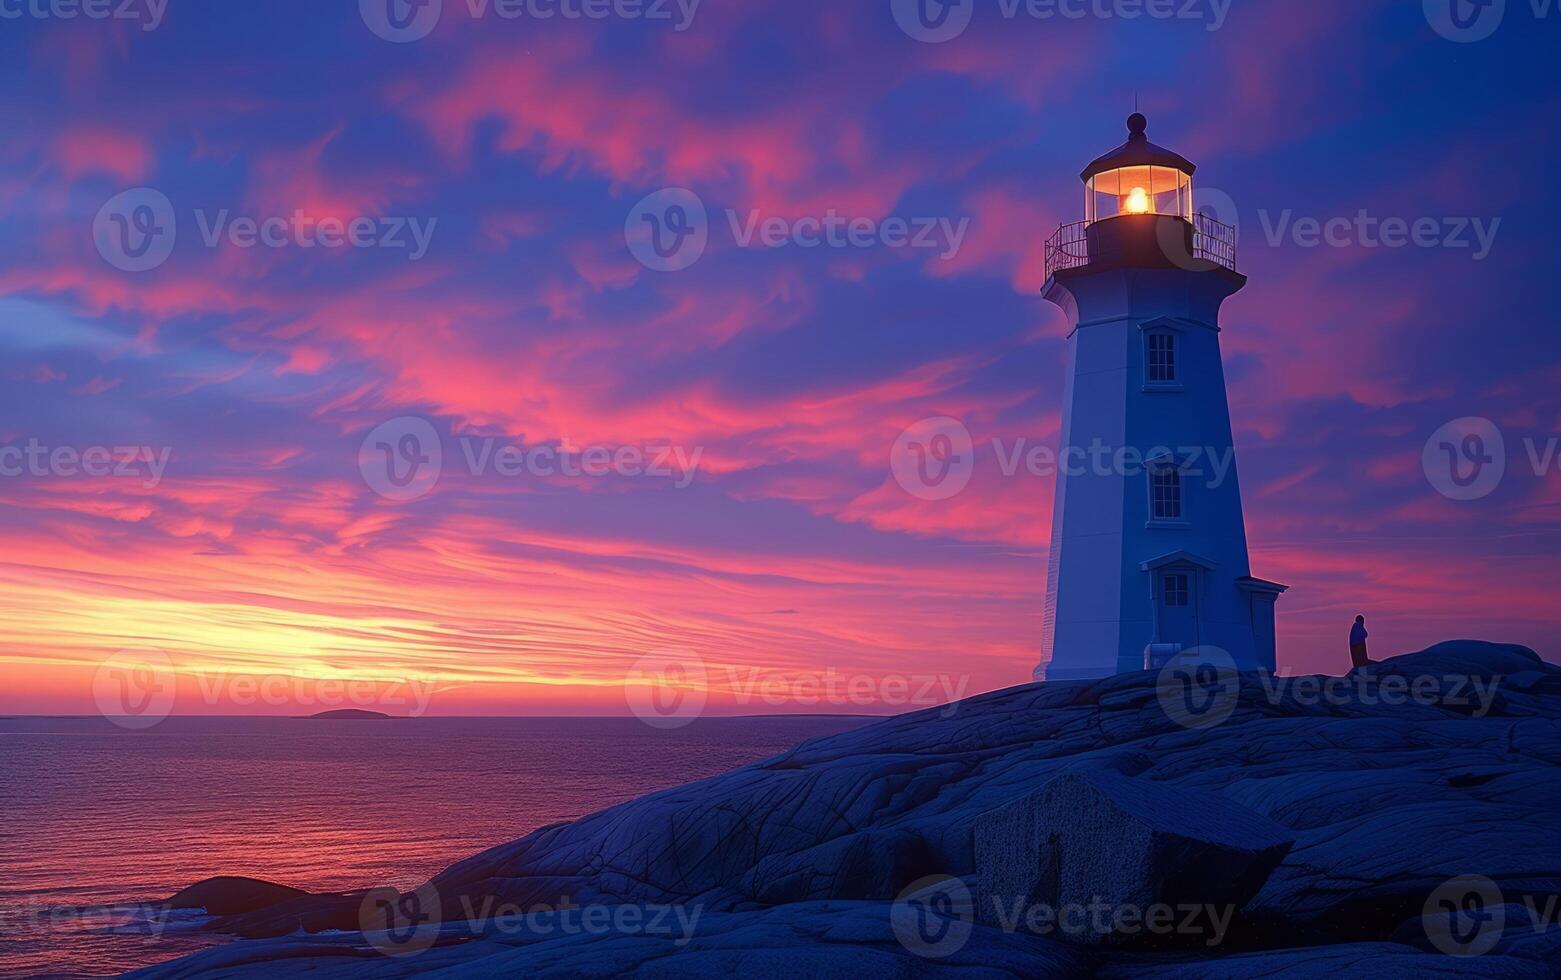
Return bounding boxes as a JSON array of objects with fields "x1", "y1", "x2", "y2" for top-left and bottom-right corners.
[{"x1": 0, "y1": 714, "x2": 870, "y2": 978}]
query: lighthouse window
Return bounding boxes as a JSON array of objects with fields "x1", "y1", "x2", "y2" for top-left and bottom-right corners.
[
  {"x1": 1163, "y1": 573, "x2": 1190, "y2": 607},
  {"x1": 1147, "y1": 333, "x2": 1177, "y2": 383},
  {"x1": 1151, "y1": 468, "x2": 1183, "y2": 520}
]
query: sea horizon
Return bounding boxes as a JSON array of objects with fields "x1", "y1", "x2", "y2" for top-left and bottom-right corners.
[{"x1": 0, "y1": 714, "x2": 873, "y2": 977}]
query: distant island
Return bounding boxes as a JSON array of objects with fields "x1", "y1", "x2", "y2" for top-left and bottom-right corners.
[{"x1": 301, "y1": 709, "x2": 397, "y2": 720}]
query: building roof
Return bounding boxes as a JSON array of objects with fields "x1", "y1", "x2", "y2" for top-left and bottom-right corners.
[
  {"x1": 1080, "y1": 113, "x2": 1198, "y2": 183},
  {"x1": 1236, "y1": 576, "x2": 1291, "y2": 595}
]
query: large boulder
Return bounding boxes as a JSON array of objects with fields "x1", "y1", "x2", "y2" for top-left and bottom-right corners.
[
  {"x1": 973, "y1": 771, "x2": 1294, "y2": 944},
  {"x1": 163, "y1": 876, "x2": 308, "y2": 917}
]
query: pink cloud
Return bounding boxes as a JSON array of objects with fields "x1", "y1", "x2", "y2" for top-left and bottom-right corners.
[{"x1": 52, "y1": 125, "x2": 154, "y2": 183}]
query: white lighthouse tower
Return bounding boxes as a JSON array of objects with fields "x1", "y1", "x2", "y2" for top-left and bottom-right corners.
[{"x1": 1037, "y1": 113, "x2": 1286, "y2": 680}]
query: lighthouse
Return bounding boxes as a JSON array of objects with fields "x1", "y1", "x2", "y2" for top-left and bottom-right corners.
[{"x1": 1037, "y1": 113, "x2": 1286, "y2": 681}]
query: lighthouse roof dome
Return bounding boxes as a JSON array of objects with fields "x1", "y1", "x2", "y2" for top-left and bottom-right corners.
[{"x1": 1080, "y1": 113, "x2": 1197, "y2": 182}]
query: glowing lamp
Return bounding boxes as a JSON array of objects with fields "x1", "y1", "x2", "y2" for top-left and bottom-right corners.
[{"x1": 1080, "y1": 113, "x2": 1196, "y2": 224}]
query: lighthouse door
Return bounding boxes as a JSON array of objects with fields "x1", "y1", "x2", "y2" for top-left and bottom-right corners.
[{"x1": 1158, "y1": 570, "x2": 1200, "y2": 650}]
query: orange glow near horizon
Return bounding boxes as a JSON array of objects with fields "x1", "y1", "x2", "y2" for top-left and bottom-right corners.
[
  {"x1": 1, "y1": 0, "x2": 1556, "y2": 721},
  {"x1": 0, "y1": 497, "x2": 1033, "y2": 718}
]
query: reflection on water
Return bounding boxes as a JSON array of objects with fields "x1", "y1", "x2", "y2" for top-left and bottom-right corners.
[{"x1": 0, "y1": 714, "x2": 867, "y2": 977}]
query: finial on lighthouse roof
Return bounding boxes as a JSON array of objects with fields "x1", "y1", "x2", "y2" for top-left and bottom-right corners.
[{"x1": 1079, "y1": 113, "x2": 1197, "y2": 183}]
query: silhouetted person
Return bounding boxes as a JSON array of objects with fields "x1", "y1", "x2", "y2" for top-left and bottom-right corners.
[{"x1": 1349, "y1": 615, "x2": 1370, "y2": 669}]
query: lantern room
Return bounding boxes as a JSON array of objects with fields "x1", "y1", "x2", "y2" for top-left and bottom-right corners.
[{"x1": 1081, "y1": 113, "x2": 1196, "y2": 224}]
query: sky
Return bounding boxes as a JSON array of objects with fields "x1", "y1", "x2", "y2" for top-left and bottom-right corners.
[{"x1": 0, "y1": 0, "x2": 1556, "y2": 717}]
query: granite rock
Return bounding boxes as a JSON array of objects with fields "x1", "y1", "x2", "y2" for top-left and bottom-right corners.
[{"x1": 129, "y1": 641, "x2": 1561, "y2": 977}]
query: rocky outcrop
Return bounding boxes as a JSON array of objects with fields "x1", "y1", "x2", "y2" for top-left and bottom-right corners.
[
  {"x1": 973, "y1": 771, "x2": 1294, "y2": 942},
  {"x1": 129, "y1": 641, "x2": 1561, "y2": 977},
  {"x1": 163, "y1": 877, "x2": 308, "y2": 917}
]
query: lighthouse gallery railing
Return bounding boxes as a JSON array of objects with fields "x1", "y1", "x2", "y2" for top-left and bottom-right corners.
[{"x1": 1044, "y1": 213, "x2": 1239, "y2": 280}]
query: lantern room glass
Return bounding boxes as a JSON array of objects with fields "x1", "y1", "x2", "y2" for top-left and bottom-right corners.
[{"x1": 1085, "y1": 166, "x2": 1193, "y2": 224}]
